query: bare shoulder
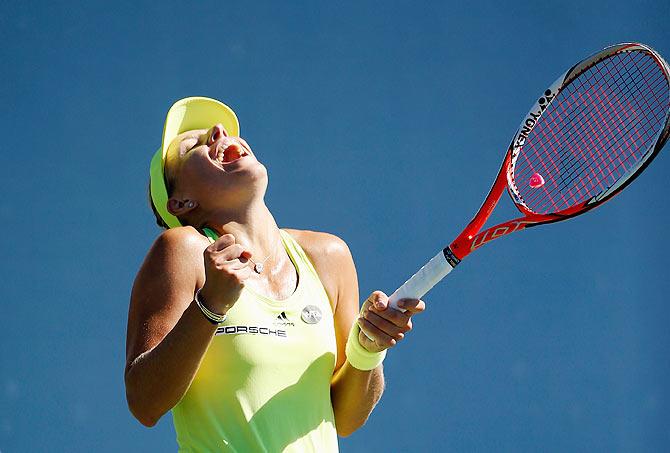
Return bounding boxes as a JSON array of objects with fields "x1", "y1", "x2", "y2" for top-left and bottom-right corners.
[
  {"x1": 148, "y1": 226, "x2": 210, "y2": 263},
  {"x1": 131, "y1": 226, "x2": 209, "y2": 317}
]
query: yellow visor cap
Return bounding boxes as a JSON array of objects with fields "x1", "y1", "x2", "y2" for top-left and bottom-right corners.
[{"x1": 149, "y1": 97, "x2": 240, "y2": 229}]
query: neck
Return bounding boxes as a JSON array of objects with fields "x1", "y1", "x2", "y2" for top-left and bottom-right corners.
[{"x1": 203, "y1": 199, "x2": 282, "y2": 260}]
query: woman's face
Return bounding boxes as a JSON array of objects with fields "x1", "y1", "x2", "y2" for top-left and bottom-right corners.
[{"x1": 165, "y1": 124, "x2": 268, "y2": 214}]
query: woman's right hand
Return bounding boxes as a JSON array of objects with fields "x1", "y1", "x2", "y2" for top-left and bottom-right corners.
[{"x1": 198, "y1": 233, "x2": 253, "y2": 314}]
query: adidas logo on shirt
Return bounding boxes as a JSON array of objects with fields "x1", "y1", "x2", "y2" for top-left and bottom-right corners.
[{"x1": 273, "y1": 311, "x2": 295, "y2": 327}]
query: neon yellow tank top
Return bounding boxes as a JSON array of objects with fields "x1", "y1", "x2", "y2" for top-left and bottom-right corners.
[{"x1": 172, "y1": 230, "x2": 339, "y2": 452}]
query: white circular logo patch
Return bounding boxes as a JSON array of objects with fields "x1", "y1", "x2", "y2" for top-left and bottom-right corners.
[{"x1": 301, "y1": 305, "x2": 322, "y2": 324}]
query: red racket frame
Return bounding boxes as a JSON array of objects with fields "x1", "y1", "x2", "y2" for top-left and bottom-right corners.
[{"x1": 448, "y1": 43, "x2": 670, "y2": 261}]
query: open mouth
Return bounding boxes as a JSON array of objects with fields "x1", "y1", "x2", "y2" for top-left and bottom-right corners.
[{"x1": 213, "y1": 143, "x2": 249, "y2": 164}]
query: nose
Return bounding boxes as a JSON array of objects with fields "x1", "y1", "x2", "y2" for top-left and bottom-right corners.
[{"x1": 208, "y1": 124, "x2": 228, "y2": 145}]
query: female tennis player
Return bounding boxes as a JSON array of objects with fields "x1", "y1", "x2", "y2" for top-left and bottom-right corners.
[{"x1": 124, "y1": 97, "x2": 425, "y2": 452}]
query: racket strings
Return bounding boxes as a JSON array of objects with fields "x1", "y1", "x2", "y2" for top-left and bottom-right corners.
[
  {"x1": 516, "y1": 58, "x2": 664, "y2": 186},
  {"x1": 517, "y1": 53, "x2": 666, "y2": 210},
  {"x1": 533, "y1": 57, "x2": 667, "y2": 211},
  {"x1": 567, "y1": 64, "x2": 664, "y2": 186},
  {"x1": 512, "y1": 50, "x2": 669, "y2": 214},
  {"x1": 511, "y1": 72, "x2": 646, "y2": 209},
  {"x1": 520, "y1": 52, "x2": 668, "y2": 212},
  {"x1": 527, "y1": 68, "x2": 666, "y2": 210},
  {"x1": 526, "y1": 51, "x2": 668, "y2": 207}
]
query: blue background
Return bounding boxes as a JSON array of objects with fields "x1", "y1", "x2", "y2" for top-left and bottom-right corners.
[{"x1": 1, "y1": 1, "x2": 669, "y2": 451}]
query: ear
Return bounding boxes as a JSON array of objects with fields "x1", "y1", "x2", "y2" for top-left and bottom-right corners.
[{"x1": 167, "y1": 198, "x2": 198, "y2": 217}]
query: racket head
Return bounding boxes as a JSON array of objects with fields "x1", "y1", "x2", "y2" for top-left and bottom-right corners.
[{"x1": 506, "y1": 43, "x2": 670, "y2": 220}]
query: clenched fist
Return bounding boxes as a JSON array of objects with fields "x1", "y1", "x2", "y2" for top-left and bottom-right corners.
[{"x1": 198, "y1": 234, "x2": 253, "y2": 314}]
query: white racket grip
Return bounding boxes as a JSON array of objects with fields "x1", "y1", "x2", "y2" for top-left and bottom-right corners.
[{"x1": 388, "y1": 250, "x2": 455, "y2": 311}]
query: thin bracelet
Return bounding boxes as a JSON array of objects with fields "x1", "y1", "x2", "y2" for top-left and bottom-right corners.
[{"x1": 194, "y1": 288, "x2": 227, "y2": 325}]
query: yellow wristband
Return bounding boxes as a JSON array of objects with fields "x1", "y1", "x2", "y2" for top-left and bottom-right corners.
[{"x1": 345, "y1": 322, "x2": 386, "y2": 371}]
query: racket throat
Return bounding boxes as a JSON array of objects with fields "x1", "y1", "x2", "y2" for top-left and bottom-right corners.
[{"x1": 450, "y1": 165, "x2": 510, "y2": 260}]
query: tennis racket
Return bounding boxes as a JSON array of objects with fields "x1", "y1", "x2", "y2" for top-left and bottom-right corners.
[{"x1": 388, "y1": 42, "x2": 670, "y2": 311}]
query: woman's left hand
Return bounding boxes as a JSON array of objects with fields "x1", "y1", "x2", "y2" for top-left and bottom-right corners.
[{"x1": 357, "y1": 291, "x2": 425, "y2": 353}]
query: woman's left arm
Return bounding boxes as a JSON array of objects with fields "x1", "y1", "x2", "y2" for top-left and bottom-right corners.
[{"x1": 293, "y1": 230, "x2": 424, "y2": 437}]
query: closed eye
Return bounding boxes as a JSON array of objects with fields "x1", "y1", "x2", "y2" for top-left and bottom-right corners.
[{"x1": 182, "y1": 137, "x2": 200, "y2": 155}]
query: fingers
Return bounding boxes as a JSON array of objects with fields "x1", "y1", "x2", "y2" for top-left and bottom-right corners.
[
  {"x1": 209, "y1": 233, "x2": 236, "y2": 251},
  {"x1": 362, "y1": 290, "x2": 389, "y2": 312},
  {"x1": 358, "y1": 291, "x2": 426, "y2": 351},
  {"x1": 370, "y1": 302, "x2": 411, "y2": 328},
  {"x1": 217, "y1": 244, "x2": 250, "y2": 262},
  {"x1": 206, "y1": 234, "x2": 253, "y2": 264},
  {"x1": 395, "y1": 298, "x2": 426, "y2": 314},
  {"x1": 362, "y1": 309, "x2": 407, "y2": 340},
  {"x1": 200, "y1": 234, "x2": 256, "y2": 313},
  {"x1": 358, "y1": 317, "x2": 397, "y2": 349},
  {"x1": 363, "y1": 293, "x2": 425, "y2": 327}
]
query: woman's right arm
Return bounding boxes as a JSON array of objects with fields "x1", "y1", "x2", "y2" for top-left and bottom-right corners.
[{"x1": 124, "y1": 228, "x2": 250, "y2": 427}]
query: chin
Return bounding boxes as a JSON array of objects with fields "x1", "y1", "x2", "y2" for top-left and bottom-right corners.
[
  {"x1": 252, "y1": 163, "x2": 269, "y2": 197},
  {"x1": 250, "y1": 160, "x2": 268, "y2": 182},
  {"x1": 217, "y1": 162, "x2": 269, "y2": 206}
]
